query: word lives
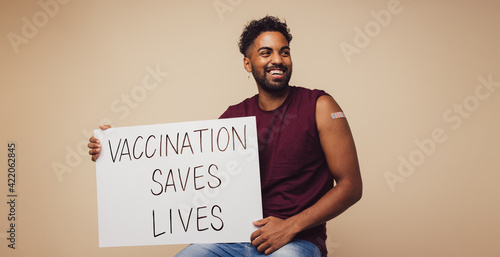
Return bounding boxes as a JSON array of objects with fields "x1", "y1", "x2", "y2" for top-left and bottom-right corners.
[{"x1": 152, "y1": 205, "x2": 224, "y2": 237}]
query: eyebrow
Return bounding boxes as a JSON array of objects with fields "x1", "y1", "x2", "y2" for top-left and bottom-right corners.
[{"x1": 257, "y1": 46, "x2": 291, "y2": 52}]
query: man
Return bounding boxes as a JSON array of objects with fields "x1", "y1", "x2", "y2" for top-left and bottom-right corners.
[{"x1": 89, "y1": 16, "x2": 362, "y2": 256}]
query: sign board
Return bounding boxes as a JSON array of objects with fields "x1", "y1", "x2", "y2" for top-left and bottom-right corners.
[{"x1": 94, "y1": 117, "x2": 262, "y2": 247}]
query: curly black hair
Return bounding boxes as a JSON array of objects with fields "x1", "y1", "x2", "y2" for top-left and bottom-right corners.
[{"x1": 238, "y1": 15, "x2": 293, "y2": 57}]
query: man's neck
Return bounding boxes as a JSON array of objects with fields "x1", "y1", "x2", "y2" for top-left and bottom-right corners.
[{"x1": 257, "y1": 85, "x2": 291, "y2": 111}]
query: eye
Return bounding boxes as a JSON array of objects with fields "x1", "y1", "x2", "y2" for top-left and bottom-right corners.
[
  {"x1": 260, "y1": 51, "x2": 271, "y2": 57},
  {"x1": 281, "y1": 50, "x2": 290, "y2": 57}
]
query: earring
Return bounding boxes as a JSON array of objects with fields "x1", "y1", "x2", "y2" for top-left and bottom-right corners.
[{"x1": 248, "y1": 72, "x2": 251, "y2": 80}]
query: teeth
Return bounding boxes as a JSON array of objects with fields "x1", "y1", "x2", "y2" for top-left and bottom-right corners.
[{"x1": 269, "y1": 70, "x2": 283, "y2": 75}]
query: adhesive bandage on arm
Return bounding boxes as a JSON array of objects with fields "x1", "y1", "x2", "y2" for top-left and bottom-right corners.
[{"x1": 331, "y1": 112, "x2": 345, "y2": 119}]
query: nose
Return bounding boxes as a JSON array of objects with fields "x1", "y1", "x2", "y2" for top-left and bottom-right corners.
[{"x1": 270, "y1": 52, "x2": 283, "y2": 65}]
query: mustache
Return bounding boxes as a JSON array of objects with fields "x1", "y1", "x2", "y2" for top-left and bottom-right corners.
[{"x1": 265, "y1": 64, "x2": 288, "y2": 72}]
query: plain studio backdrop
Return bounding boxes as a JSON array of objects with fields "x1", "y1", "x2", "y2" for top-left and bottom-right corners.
[{"x1": 1, "y1": 0, "x2": 499, "y2": 256}]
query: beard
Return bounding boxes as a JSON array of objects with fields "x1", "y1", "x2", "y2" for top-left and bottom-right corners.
[{"x1": 252, "y1": 64, "x2": 292, "y2": 93}]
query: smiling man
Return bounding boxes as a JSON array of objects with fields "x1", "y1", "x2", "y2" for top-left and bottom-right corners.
[
  {"x1": 173, "y1": 16, "x2": 363, "y2": 256},
  {"x1": 88, "y1": 15, "x2": 362, "y2": 257}
]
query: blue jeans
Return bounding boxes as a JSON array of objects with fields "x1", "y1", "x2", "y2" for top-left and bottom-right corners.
[{"x1": 174, "y1": 239, "x2": 321, "y2": 257}]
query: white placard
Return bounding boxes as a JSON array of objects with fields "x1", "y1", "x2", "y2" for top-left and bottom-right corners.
[{"x1": 94, "y1": 117, "x2": 262, "y2": 247}]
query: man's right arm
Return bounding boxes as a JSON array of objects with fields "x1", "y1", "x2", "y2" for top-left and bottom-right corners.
[{"x1": 88, "y1": 124, "x2": 111, "y2": 162}]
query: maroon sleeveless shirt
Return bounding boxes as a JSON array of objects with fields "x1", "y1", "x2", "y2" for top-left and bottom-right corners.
[{"x1": 220, "y1": 86, "x2": 333, "y2": 255}]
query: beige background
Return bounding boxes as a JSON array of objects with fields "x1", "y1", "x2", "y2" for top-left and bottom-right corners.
[{"x1": 1, "y1": 0, "x2": 499, "y2": 256}]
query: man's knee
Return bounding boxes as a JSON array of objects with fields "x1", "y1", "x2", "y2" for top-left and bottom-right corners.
[
  {"x1": 174, "y1": 244, "x2": 220, "y2": 257},
  {"x1": 268, "y1": 239, "x2": 321, "y2": 257},
  {"x1": 175, "y1": 243, "x2": 247, "y2": 257}
]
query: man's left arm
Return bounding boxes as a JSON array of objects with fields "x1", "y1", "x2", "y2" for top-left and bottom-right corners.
[{"x1": 250, "y1": 95, "x2": 363, "y2": 254}]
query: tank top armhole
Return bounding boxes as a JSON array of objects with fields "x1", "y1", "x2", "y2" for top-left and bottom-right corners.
[{"x1": 312, "y1": 90, "x2": 332, "y2": 138}]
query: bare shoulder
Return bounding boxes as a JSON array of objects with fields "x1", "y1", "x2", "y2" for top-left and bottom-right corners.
[
  {"x1": 315, "y1": 95, "x2": 346, "y2": 129},
  {"x1": 315, "y1": 94, "x2": 359, "y2": 181}
]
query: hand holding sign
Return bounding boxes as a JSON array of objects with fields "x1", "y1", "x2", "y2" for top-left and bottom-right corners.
[
  {"x1": 94, "y1": 117, "x2": 262, "y2": 247},
  {"x1": 88, "y1": 124, "x2": 111, "y2": 161}
]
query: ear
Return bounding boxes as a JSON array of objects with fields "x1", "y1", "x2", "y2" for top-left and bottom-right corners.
[{"x1": 243, "y1": 57, "x2": 252, "y2": 72}]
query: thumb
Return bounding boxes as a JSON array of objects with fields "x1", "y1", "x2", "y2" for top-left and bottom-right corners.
[
  {"x1": 99, "y1": 124, "x2": 112, "y2": 130},
  {"x1": 253, "y1": 218, "x2": 269, "y2": 227}
]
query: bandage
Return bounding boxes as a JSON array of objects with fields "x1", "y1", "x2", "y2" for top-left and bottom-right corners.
[{"x1": 331, "y1": 112, "x2": 345, "y2": 119}]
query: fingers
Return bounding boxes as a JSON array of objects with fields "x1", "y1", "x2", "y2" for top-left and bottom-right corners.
[
  {"x1": 264, "y1": 247, "x2": 276, "y2": 255},
  {"x1": 91, "y1": 149, "x2": 101, "y2": 162},
  {"x1": 250, "y1": 230, "x2": 266, "y2": 252},
  {"x1": 250, "y1": 228, "x2": 261, "y2": 242},
  {"x1": 99, "y1": 124, "x2": 111, "y2": 130},
  {"x1": 88, "y1": 147, "x2": 101, "y2": 155},
  {"x1": 88, "y1": 141, "x2": 102, "y2": 162},
  {"x1": 89, "y1": 136, "x2": 99, "y2": 144},
  {"x1": 88, "y1": 137, "x2": 102, "y2": 149},
  {"x1": 251, "y1": 234, "x2": 276, "y2": 255},
  {"x1": 91, "y1": 152, "x2": 99, "y2": 162},
  {"x1": 250, "y1": 218, "x2": 268, "y2": 241},
  {"x1": 254, "y1": 238, "x2": 271, "y2": 253},
  {"x1": 252, "y1": 218, "x2": 268, "y2": 227},
  {"x1": 250, "y1": 218, "x2": 268, "y2": 250},
  {"x1": 250, "y1": 217, "x2": 290, "y2": 254},
  {"x1": 87, "y1": 124, "x2": 111, "y2": 162}
]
